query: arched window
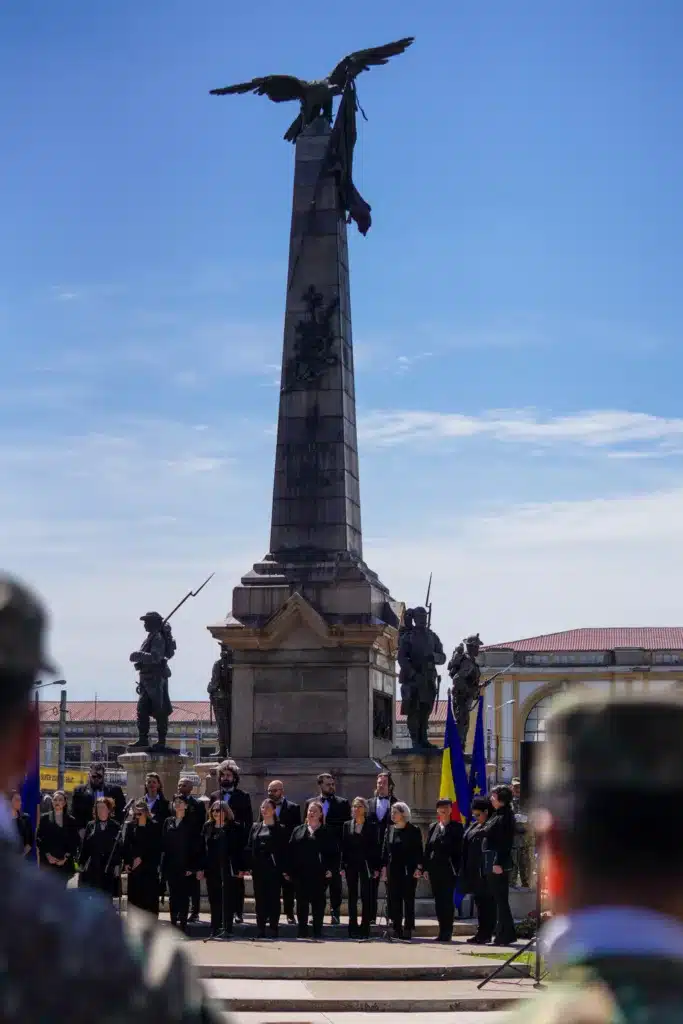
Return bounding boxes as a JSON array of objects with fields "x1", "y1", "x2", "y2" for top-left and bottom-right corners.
[{"x1": 524, "y1": 693, "x2": 558, "y2": 742}]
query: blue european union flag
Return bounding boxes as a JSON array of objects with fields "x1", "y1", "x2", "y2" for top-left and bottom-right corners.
[
  {"x1": 20, "y1": 698, "x2": 41, "y2": 860},
  {"x1": 468, "y1": 695, "x2": 488, "y2": 806}
]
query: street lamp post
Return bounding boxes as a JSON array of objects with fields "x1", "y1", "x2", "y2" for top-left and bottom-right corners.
[
  {"x1": 486, "y1": 699, "x2": 515, "y2": 782},
  {"x1": 35, "y1": 680, "x2": 67, "y2": 788}
]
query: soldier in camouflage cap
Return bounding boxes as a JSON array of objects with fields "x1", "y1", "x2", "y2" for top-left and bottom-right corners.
[
  {"x1": 0, "y1": 572, "x2": 226, "y2": 1024},
  {"x1": 509, "y1": 688, "x2": 683, "y2": 1024}
]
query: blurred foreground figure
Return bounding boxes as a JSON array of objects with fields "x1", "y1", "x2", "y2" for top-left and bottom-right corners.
[
  {"x1": 512, "y1": 690, "x2": 683, "y2": 1023},
  {"x1": 0, "y1": 572, "x2": 223, "y2": 1024}
]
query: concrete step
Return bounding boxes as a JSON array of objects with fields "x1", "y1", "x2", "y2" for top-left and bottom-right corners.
[
  {"x1": 204, "y1": 977, "x2": 538, "y2": 1013},
  {"x1": 199, "y1": 960, "x2": 523, "y2": 981}
]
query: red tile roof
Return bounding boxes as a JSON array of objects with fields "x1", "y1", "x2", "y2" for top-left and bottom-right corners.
[
  {"x1": 484, "y1": 628, "x2": 683, "y2": 653},
  {"x1": 396, "y1": 700, "x2": 448, "y2": 723},
  {"x1": 39, "y1": 700, "x2": 211, "y2": 724}
]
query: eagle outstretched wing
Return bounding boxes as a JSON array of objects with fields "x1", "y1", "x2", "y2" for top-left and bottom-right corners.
[
  {"x1": 327, "y1": 37, "x2": 415, "y2": 90},
  {"x1": 210, "y1": 75, "x2": 308, "y2": 103}
]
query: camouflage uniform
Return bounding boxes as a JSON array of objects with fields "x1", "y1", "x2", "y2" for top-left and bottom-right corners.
[
  {"x1": 0, "y1": 572, "x2": 225, "y2": 1023},
  {"x1": 507, "y1": 689, "x2": 683, "y2": 1023},
  {"x1": 0, "y1": 838, "x2": 223, "y2": 1023}
]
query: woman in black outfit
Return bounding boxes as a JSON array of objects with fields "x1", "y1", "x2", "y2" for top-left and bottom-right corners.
[
  {"x1": 424, "y1": 798, "x2": 464, "y2": 943},
  {"x1": 381, "y1": 802, "x2": 423, "y2": 941},
  {"x1": 143, "y1": 773, "x2": 172, "y2": 825},
  {"x1": 36, "y1": 789, "x2": 79, "y2": 884},
  {"x1": 78, "y1": 796, "x2": 121, "y2": 900},
  {"x1": 482, "y1": 784, "x2": 516, "y2": 945},
  {"x1": 340, "y1": 797, "x2": 380, "y2": 940},
  {"x1": 10, "y1": 790, "x2": 34, "y2": 856},
  {"x1": 199, "y1": 801, "x2": 245, "y2": 939},
  {"x1": 161, "y1": 794, "x2": 202, "y2": 932},
  {"x1": 246, "y1": 798, "x2": 288, "y2": 939},
  {"x1": 459, "y1": 796, "x2": 497, "y2": 944},
  {"x1": 123, "y1": 799, "x2": 162, "y2": 916},
  {"x1": 287, "y1": 800, "x2": 335, "y2": 939}
]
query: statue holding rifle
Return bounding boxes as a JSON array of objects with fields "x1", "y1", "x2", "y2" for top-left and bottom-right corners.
[
  {"x1": 128, "y1": 573, "x2": 214, "y2": 752},
  {"x1": 398, "y1": 576, "x2": 446, "y2": 750},
  {"x1": 447, "y1": 633, "x2": 483, "y2": 749}
]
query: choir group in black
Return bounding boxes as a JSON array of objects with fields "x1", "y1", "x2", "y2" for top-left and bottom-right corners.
[{"x1": 14, "y1": 760, "x2": 517, "y2": 945}]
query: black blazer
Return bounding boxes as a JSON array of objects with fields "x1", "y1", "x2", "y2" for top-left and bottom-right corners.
[
  {"x1": 288, "y1": 823, "x2": 336, "y2": 879},
  {"x1": 367, "y1": 795, "x2": 397, "y2": 845},
  {"x1": 144, "y1": 794, "x2": 173, "y2": 827},
  {"x1": 36, "y1": 812, "x2": 79, "y2": 872},
  {"x1": 71, "y1": 784, "x2": 126, "y2": 830},
  {"x1": 268, "y1": 798, "x2": 302, "y2": 837},
  {"x1": 78, "y1": 819, "x2": 121, "y2": 895},
  {"x1": 305, "y1": 794, "x2": 351, "y2": 843},
  {"x1": 184, "y1": 795, "x2": 207, "y2": 838},
  {"x1": 122, "y1": 820, "x2": 161, "y2": 876},
  {"x1": 246, "y1": 821, "x2": 288, "y2": 874},
  {"x1": 161, "y1": 816, "x2": 202, "y2": 878},
  {"x1": 482, "y1": 807, "x2": 515, "y2": 871},
  {"x1": 459, "y1": 821, "x2": 489, "y2": 892},
  {"x1": 200, "y1": 821, "x2": 245, "y2": 878},
  {"x1": 424, "y1": 820, "x2": 463, "y2": 877},
  {"x1": 381, "y1": 822, "x2": 424, "y2": 874},
  {"x1": 340, "y1": 819, "x2": 381, "y2": 874},
  {"x1": 208, "y1": 787, "x2": 253, "y2": 832}
]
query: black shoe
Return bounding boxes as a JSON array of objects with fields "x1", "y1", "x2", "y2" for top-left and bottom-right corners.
[
  {"x1": 403, "y1": 928, "x2": 412, "y2": 941},
  {"x1": 256, "y1": 930, "x2": 267, "y2": 939},
  {"x1": 313, "y1": 931, "x2": 323, "y2": 940},
  {"x1": 286, "y1": 916, "x2": 296, "y2": 925},
  {"x1": 188, "y1": 912, "x2": 199, "y2": 924},
  {"x1": 270, "y1": 927, "x2": 279, "y2": 940},
  {"x1": 297, "y1": 927, "x2": 308, "y2": 939},
  {"x1": 331, "y1": 912, "x2": 341, "y2": 926},
  {"x1": 234, "y1": 915, "x2": 244, "y2": 924},
  {"x1": 348, "y1": 925, "x2": 359, "y2": 939},
  {"x1": 467, "y1": 934, "x2": 489, "y2": 944}
]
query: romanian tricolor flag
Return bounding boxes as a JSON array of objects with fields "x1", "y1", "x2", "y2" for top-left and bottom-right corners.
[{"x1": 440, "y1": 696, "x2": 471, "y2": 825}]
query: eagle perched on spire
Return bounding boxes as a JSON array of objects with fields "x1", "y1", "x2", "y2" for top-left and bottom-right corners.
[{"x1": 210, "y1": 37, "x2": 414, "y2": 143}]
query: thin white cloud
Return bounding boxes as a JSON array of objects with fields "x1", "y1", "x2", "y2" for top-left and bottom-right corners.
[{"x1": 359, "y1": 408, "x2": 683, "y2": 454}]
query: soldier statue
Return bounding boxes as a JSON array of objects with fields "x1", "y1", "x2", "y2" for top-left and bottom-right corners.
[
  {"x1": 447, "y1": 633, "x2": 483, "y2": 748},
  {"x1": 128, "y1": 611, "x2": 175, "y2": 752},
  {"x1": 397, "y1": 606, "x2": 446, "y2": 750},
  {"x1": 208, "y1": 645, "x2": 233, "y2": 759}
]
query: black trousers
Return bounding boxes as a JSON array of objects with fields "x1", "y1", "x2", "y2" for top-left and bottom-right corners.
[
  {"x1": 167, "y1": 873, "x2": 192, "y2": 928},
  {"x1": 346, "y1": 866, "x2": 372, "y2": 936},
  {"x1": 430, "y1": 868, "x2": 456, "y2": 939},
  {"x1": 323, "y1": 868, "x2": 342, "y2": 915},
  {"x1": 472, "y1": 882, "x2": 496, "y2": 941},
  {"x1": 128, "y1": 868, "x2": 160, "y2": 916},
  {"x1": 189, "y1": 872, "x2": 200, "y2": 916},
  {"x1": 281, "y1": 874, "x2": 295, "y2": 919},
  {"x1": 206, "y1": 872, "x2": 236, "y2": 934},
  {"x1": 487, "y1": 870, "x2": 516, "y2": 942},
  {"x1": 369, "y1": 874, "x2": 381, "y2": 922},
  {"x1": 253, "y1": 867, "x2": 281, "y2": 931},
  {"x1": 295, "y1": 878, "x2": 326, "y2": 937},
  {"x1": 387, "y1": 868, "x2": 417, "y2": 931},
  {"x1": 234, "y1": 875, "x2": 245, "y2": 918}
]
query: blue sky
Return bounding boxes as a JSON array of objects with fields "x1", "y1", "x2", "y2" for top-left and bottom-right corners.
[{"x1": 2, "y1": 0, "x2": 683, "y2": 698}]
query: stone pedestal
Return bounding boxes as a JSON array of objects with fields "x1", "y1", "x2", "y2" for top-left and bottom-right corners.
[
  {"x1": 194, "y1": 760, "x2": 221, "y2": 798},
  {"x1": 118, "y1": 751, "x2": 192, "y2": 801},
  {"x1": 207, "y1": 117, "x2": 401, "y2": 807},
  {"x1": 383, "y1": 749, "x2": 444, "y2": 835}
]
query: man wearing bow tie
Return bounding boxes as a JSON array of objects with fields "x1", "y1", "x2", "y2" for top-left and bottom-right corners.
[
  {"x1": 265, "y1": 779, "x2": 301, "y2": 924},
  {"x1": 305, "y1": 773, "x2": 350, "y2": 925},
  {"x1": 367, "y1": 771, "x2": 398, "y2": 924}
]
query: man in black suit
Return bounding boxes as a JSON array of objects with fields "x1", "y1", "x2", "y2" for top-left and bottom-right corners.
[
  {"x1": 367, "y1": 770, "x2": 398, "y2": 923},
  {"x1": 71, "y1": 762, "x2": 126, "y2": 837},
  {"x1": 306, "y1": 772, "x2": 351, "y2": 925},
  {"x1": 209, "y1": 760, "x2": 253, "y2": 922},
  {"x1": 178, "y1": 776, "x2": 207, "y2": 923},
  {"x1": 266, "y1": 779, "x2": 301, "y2": 924}
]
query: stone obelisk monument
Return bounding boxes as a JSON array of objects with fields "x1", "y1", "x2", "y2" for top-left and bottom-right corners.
[{"x1": 208, "y1": 117, "x2": 401, "y2": 802}]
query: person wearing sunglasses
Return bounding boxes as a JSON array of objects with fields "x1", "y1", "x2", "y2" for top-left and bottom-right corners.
[{"x1": 122, "y1": 800, "x2": 162, "y2": 916}]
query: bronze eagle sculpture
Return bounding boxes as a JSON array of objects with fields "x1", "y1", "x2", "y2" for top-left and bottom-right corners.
[{"x1": 210, "y1": 37, "x2": 414, "y2": 143}]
